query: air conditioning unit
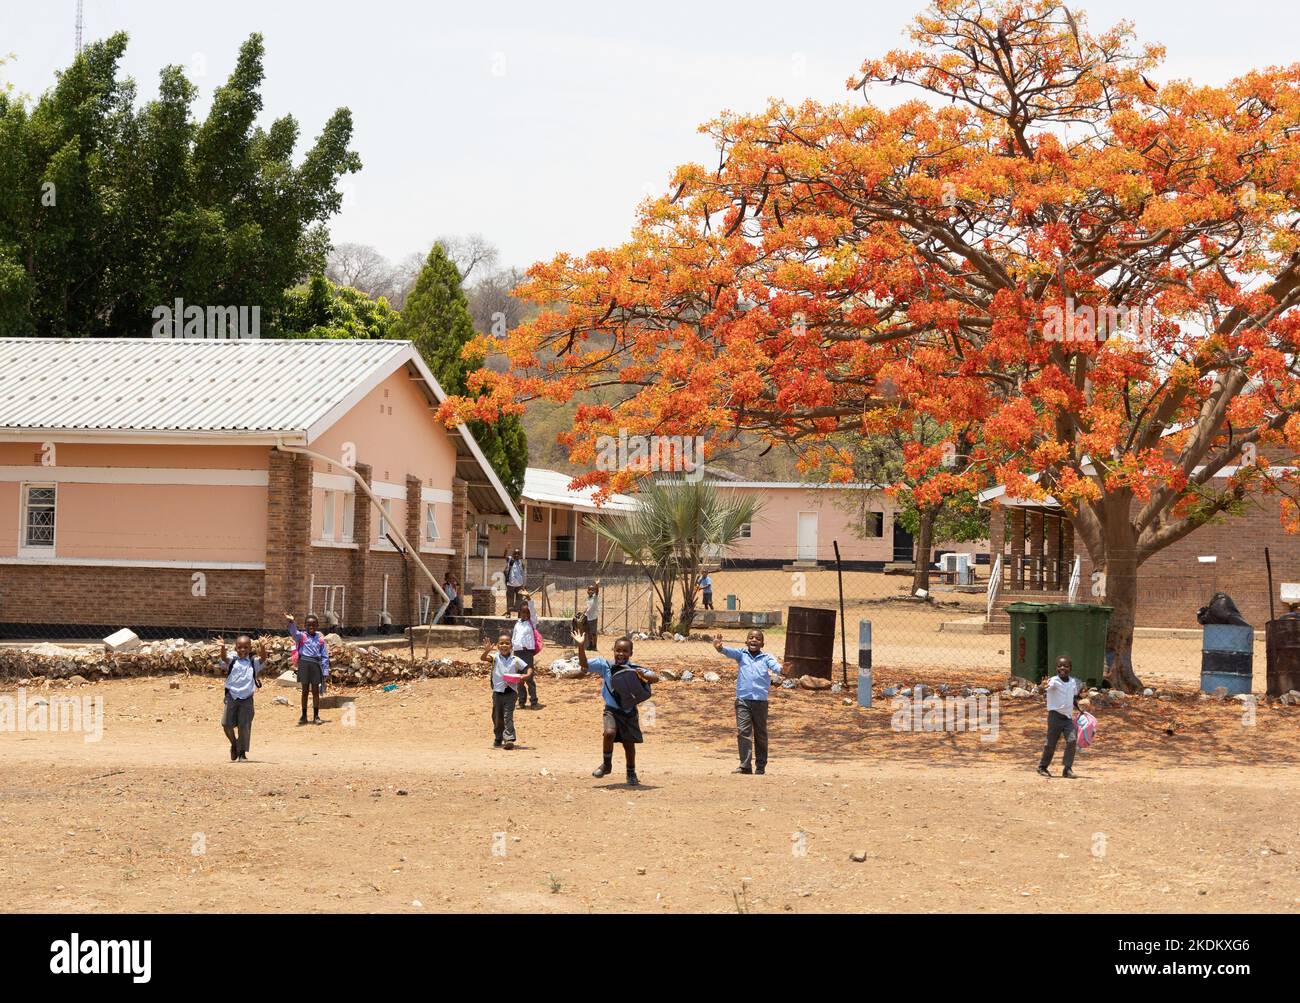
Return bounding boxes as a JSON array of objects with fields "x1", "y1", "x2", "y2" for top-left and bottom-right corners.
[{"x1": 940, "y1": 553, "x2": 973, "y2": 584}]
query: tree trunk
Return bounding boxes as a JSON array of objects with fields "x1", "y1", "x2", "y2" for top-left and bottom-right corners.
[
  {"x1": 1102, "y1": 548, "x2": 1144, "y2": 693},
  {"x1": 911, "y1": 510, "x2": 936, "y2": 594}
]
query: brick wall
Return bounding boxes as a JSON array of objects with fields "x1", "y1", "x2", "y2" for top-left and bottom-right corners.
[
  {"x1": 1065, "y1": 494, "x2": 1300, "y2": 628},
  {"x1": 0, "y1": 564, "x2": 264, "y2": 636}
]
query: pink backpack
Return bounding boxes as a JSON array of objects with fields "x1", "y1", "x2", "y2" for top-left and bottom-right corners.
[{"x1": 533, "y1": 624, "x2": 544, "y2": 653}]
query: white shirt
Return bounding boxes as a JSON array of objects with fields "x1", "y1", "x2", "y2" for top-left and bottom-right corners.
[
  {"x1": 512, "y1": 618, "x2": 536, "y2": 652},
  {"x1": 491, "y1": 652, "x2": 526, "y2": 693},
  {"x1": 1045, "y1": 675, "x2": 1080, "y2": 715},
  {"x1": 584, "y1": 593, "x2": 599, "y2": 620}
]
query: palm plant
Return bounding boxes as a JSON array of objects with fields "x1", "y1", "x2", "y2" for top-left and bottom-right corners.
[{"x1": 588, "y1": 480, "x2": 762, "y2": 634}]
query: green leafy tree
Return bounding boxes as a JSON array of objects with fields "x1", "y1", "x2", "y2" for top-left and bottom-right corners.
[
  {"x1": 276, "y1": 275, "x2": 396, "y2": 339},
  {"x1": 0, "y1": 33, "x2": 360, "y2": 337},
  {"x1": 393, "y1": 243, "x2": 528, "y2": 499}
]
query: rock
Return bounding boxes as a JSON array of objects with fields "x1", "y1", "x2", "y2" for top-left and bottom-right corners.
[
  {"x1": 276, "y1": 671, "x2": 298, "y2": 688},
  {"x1": 1009, "y1": 689, "x2": 1029, "y2": 698},
  {"x1": 659, "y1": 669, "x2": 678, "y2": 681},
  {"x1": 273, "y1": 696, "x2": 290, "y2": 706},
  {"x1": 703, "y1": 672, "x2": 721, "y2": 683},
  {"x1": 549, "y1": 658, "x2": 583, "y2": 679},
  {"x1": 831, "y1": 683, "x2": 843, "y2": 695},
  {"x1": 681, "y1": 670, "x2": 694, "y2": 682},
  {"x1": 324, "y1": 633, "x2": 344, "y2": 647},
  {"x1": 103, "y1": 628, "x2": 142, "y2": 654},
  {"x1": 882, "y1": 686, "x2": 898, "y2": 698},
  {"x1": 1008, "y1": 675, "x2": 1037, "y2": 691},
  {"x1": 1158, "y1": 694, "x2": 1172, "y2": 702},
  {"x1": 850, "y1": 849, "x2": 868, "y2": 863},
  {"x1": 799, "y1": 675, "x2": 832, "y2": 691},
  {"x1": 636, "y1": 867, "x2": 647, "y2": 876},
  {"x1": 68, "y1": 675, "x2": 89, "y2": 686},
  {"x1": 1143, "y1": 688, "x2": 1155, "y2": 697},
  {"x1": 396, "y1": 789, "x2": 409, "y2": 796},
  {"x1": 781, "y1": 679, "x2": 797, "y2": 690},
  {"x1": 973, "y1": 688, "x2": 990, "y2": 696},
  {"x1": 672, "y1": 633, "x2": 686, "y2": 643}
]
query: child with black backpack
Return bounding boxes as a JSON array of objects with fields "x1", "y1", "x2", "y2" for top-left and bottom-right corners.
[
  {"x1": 219, "y1": 634, "x2": 266, "y2": 762},
  {"x1": 572, "y1": 624, "x2": 658, "y2": 787}
]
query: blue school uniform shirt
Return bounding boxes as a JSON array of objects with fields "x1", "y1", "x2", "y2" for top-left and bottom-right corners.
[
  {"x1": 701, "y1": 574, "x2": 713, "y2": 593},
  {"x1": 720, "y1": 647, "x2": 782, "y2": 701},
  {"x1": 585, "y1": 657, "x2": 648, "y2": 711},
  {"x1": 225, "y1": 655, "x2": 262, "y2": 700},
  {"x1": 491, "y1": 652, "x2": 526, "y2": 693},
  {"x1": 289, "y1": 623, "x2": 330, "y2": 676}
]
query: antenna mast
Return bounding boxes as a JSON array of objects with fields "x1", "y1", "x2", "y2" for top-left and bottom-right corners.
[{"x1": 75, "y1": 1, "x2": 85, "y2": 56}]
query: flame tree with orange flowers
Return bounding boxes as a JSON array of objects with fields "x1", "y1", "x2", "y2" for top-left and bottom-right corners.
[{"x1": 442, "y1": 0, "x2": 1300, "y2": 692}]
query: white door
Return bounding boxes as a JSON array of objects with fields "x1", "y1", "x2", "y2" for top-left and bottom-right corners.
[{"x1": 796, "y1": 512, "x2": 819, "y2": 561}]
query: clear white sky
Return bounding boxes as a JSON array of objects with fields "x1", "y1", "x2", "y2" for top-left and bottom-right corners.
[{"x1": 3, "y1": 1, "x2": 1298, "y2": 270}]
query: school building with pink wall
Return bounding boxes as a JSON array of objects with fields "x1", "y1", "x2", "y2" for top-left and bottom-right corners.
[{"x1": 0, "y1": 339, "x2": 519, "y2": 637}]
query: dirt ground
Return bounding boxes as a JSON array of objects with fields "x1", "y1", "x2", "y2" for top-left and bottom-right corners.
[{"x1": 3, "y1": 638, "x2": 1299, "y2": 915}]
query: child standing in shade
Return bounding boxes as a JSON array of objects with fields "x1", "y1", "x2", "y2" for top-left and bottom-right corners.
[
  {"x1": 512, "y1": 598, "x2": 540, "y2": 710},
  {"x1": 714, "y1": 629, "x2": 783, "y2": 775},
  {"x1": 219, "y1": 634, "x2": 267, "y2": 762},
  {"x1": 480, "y1": 633, "x2": 532, "y2": 750},
  {"x1": 580, "y1": 580, "x2": 601, "y2": 651},
  {"x1": 572, "y1": 624, "x2": 658, "y2": 787},
  {"x1": 285, "y1": 613, "x2": 329, "y2": 725}
]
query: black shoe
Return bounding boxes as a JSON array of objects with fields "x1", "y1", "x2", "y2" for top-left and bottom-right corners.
[
  {"x1": 1037, "y1": 766, "x2": 1052, "y2": 777},
  {"x1": 756, "y1": 769, "x2": 766, "y2": 775},
  {"x1": 313, "y1": 716, "x2": 322, "y2": 725},
  {"x1": 298, "y1": 716, "x2": 308, "y2": 726},
  {"x1": 592, "y1": 763, "x2": 613, "y2": 778},
  {"x1": 732, "y1": 767, "x2": 752, "y2": 775},
  {"x1": 626, "y1": 772, "x2": 641, "y2": 787},
  {"x1": 230, "y1": 743, "x2": 238, "y2": 762},
  {"x1": 493, "y1": 740, "x2": 503, "y2": 748},
  {"x1": 238, "y1": 753, "x2": 248, "y2": 762},
  {"x1": 530, "y1": 702, "x2": 540, "y2": 709},
  {"x1": 1062, "y1": 769, "x2": 1077, "y2": 779}
]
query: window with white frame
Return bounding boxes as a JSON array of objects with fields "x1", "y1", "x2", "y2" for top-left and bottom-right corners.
[
  {"x1": 378, "y1": 498, "x2": 392, "y2": 543},
  {"x1": 341, "y1": 493, "x2": 355, "y2": 542},
  {"x1": 21, "y1": 484, "x2": 56, "y2": 553},
  {"x1": 424, "y1": 503, "x2": 439, "y2": 543},
  {"x1": 322, "y1": 490, "x2": 337, "y2": 541}
]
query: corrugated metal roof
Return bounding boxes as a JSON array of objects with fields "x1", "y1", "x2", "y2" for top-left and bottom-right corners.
[
  {"x1": 523, "y1": 468, "x2": 640, "y2": 513},
  {"x1": 0, "y1": 338, "x2": 408, "y2": 434}
]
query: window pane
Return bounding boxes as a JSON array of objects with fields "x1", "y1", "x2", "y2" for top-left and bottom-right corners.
[
  {"x1": 342, "y1": 496, "x2": 355, "y2": 542},
  {"x1": 24, "y1": 486, "x2": 56, "y2": 548},
  {"x1": 425, "y1": 504, "x2": 438, "y2": 541},
  {"x1": 323, "y1": 491, "x2": 335, "y2": 539}
]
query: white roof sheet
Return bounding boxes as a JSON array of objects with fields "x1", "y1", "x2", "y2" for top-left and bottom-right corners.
[
  {"x1": 0, "y1": 338, "x2": 408, "y2": 435},
  {"x1": 523, "y1": 468, "x2": 640, "y2": 513}
]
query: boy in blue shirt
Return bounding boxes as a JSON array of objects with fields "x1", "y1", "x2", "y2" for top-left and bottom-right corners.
[
  {"x1": 572, "y1": 625, "x2": 658, "y2": 787},
  {"x1": 700, "y1": 572, "x2": 714, "y2": 611},
  {"x1": 714, "y1": 629, "x2": 783, "y2": 775},
  {"x1": 219, "y1": 634, "x2": 267, "y2": 762},
  {"x1": 285, "y1": 613, "x2": 330, "y2": 725},
  {"x1": 480, "y1": 633, "x2": 532, "y2": 750}
]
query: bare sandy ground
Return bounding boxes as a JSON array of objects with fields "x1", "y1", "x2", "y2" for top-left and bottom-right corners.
[{"x1": 3, "y1": 653, "x2": 1298, "y2": 914}]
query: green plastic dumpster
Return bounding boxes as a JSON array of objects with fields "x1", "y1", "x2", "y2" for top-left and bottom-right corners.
[
  {"x1": 1007, "y1": 603, "x2": 1052, "y2": 680},
  {"x1": 1043, "y1": 604, "x2": 1112, "y2": 688}
]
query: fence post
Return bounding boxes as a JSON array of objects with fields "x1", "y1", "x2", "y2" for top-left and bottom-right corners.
[{"x1": 858, "y1": 620, "x2": 873, "y2": 708}]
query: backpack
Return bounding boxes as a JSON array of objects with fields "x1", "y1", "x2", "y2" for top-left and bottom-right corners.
[
  {"x1": 609, "y1": 666, "x2": 652, "y2": 711},
  {"x1": 533, "y1": 624, "x2": 544, "y2": 653},
  {"x1": 226, "y1": 655, "x2": 262, "y2": 690}
]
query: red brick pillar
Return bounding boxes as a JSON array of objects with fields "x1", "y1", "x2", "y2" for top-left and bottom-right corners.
[
  {"x1": 451, "y1": 477, "x2": 469, "y2": 582},
  {"x1": 406, "y1": 475, "x2": 423, "y2": 628},
  {"x1": 1029, "y1": 511, "x2": 1045, "y2": 590},
  {"x1": 347, "y1": 463, "x2": 373, "y2": 631},
  {"x1": 262, "y1": 448, "x2": 312, "y2": 629},
  {"x1": 1049, "y1": 513, "x2": 1063, "y2": 590},
  {"x1": 1010, "y1": 509, "x2": 1026, "y2": 589},
  {"x1": 988, "y1": 503, "x2": 1005, "y2": 570}
]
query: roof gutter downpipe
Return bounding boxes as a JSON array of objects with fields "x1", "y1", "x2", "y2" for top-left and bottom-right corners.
[{"x1": 274, "y1": 440, "x2": 450, "y2": 607}]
